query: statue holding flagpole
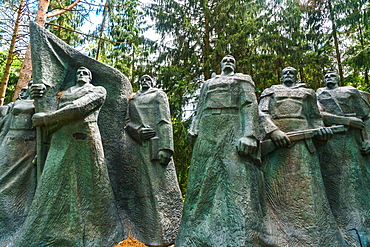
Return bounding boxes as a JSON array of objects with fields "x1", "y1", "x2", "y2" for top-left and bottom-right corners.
[{"x1": 9, "y1": 22, "x2": 131, "y2": 246}]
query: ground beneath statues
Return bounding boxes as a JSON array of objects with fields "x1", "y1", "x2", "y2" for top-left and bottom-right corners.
[{"x1": 114, "y1": 236, "x2": 175, "y2": 247}]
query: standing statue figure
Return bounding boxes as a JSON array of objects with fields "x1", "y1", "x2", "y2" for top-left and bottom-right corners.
[
  {"x1": 123, "y1": 75, "x2": 183, "y2": 246},
  {"x1": 259, "y1": 67, "x2": 345, "y2": 246},
  {"x1": 176, "y1": 55, "x2": 264, "y2": 247},
  {"x1": 317, "y1": 72, "x2": 370, "y2": 246},
  {"x1": 0, "y1": 85, "x2": 37, "y2": 243},
  {"x1": 12, "y1": 67, "x2": 124, "y2": 246}
]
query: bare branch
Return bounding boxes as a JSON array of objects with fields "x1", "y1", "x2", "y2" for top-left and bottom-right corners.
[
  {"x1": 46, "y1": 0, "x2": 81, "y2": 18},
  {"x1": 46, "y1": 22, "x2": 130, "y2": 44}
]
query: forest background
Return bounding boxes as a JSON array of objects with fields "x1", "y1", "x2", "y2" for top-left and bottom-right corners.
[{"x1": 0, "y1": 0, "x2": 369, "y2": 196}]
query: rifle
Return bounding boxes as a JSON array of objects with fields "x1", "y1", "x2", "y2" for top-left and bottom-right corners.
[{"x1": 261, "y1": 125, "x2": 346, "y2": 155}]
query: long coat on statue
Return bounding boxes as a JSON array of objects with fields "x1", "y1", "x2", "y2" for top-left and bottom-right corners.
[
  {"x1": 0, "y1": 100, "x2": 36, "y2": 243},
  {"x1": 120, "y1": 87, "x2": 183, "y2": 246},
  {"x1": 317, "y1": 86, "x2": 370, "y2": 246},
  {"x1": 176, "y1": 74, "x2": 265, "y2": 247},
  {"x1": 259, "y1": 84, "x2": 345, "y2": 246},
  {"x1": 12, "y1": 84, "x2": 124, "y2": 247}
]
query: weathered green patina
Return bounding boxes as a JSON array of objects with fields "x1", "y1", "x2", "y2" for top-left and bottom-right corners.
[
  {"x1": 176, "y1": 55, "x2": 264, "y2": 247},
  {"x1": 259, "y1": 67, "x2": 345, "y2": 246},
  {"x1": 120, "y1": 75, "x2": 183, "y2": 246},
  {"x1": 12, "y1": 67, "x2": 124, "y2": 246},
  {"x1": 6, "y1": 22, "x2": 132, "y2": 246},
  {"x1": 317, "y1": 72, "x2": 370, "y2": 246},
  {"x1": 0, "y1": 86, "x2": 36, "y2": 243}
]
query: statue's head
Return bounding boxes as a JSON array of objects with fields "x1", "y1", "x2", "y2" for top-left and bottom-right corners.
[
  {"x1": 18, "y1": 80, "x2": 32, "y2": 100},
  {"x1": 76, "y1": 67, "x2": 92, "y2": 85},
  {"x1": 140, "y1": 75, "x2": 153, "y2": 89},
  {"x1": 18, "y1": 87, "x2": 29, "y2": 100},
  {"x1": 324, "y1": 71, "x2": 339, "y2": 89},
  {"x1": 221, "y1": 55, "x2": 235, "y2": 75},
  {"x1": 282, "y1": 67, "x2": 298, "y2": 87}
]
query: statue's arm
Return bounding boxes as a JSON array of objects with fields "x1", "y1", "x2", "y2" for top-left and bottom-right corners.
[
  {"x1": 0, "y1": 103, "x2": 14, "y2": 131},
  {"x1": 258, "y1": 93, "x2": 279, "y2": 137},
  {"x1": 236, "y1": 81, "x2": 259, "y2": 156},
  {"x1": 125, "y1": 98, "x2": 146, "y2": 144},
  {"x1": 156, "y1": 91, "x2": 174, "y2": 165},
  {"x1": 306, "y1": 91, "x2": 334, "y2": 141},
  {"x1": 189, "y1": 82, "x2": 207, "y2": 138},
  {"x1": 259, "y1": 91, "x2": 291, "y2": 147},
  {"x1": 33, "y1": 87, "x2": 106, "y2": 128},
  {"x1": 307, "y1": 91, "x2": 325, "y2": 129},
  {"x1": 156, "y1": 91, "x2": 174, "y2": 151}
]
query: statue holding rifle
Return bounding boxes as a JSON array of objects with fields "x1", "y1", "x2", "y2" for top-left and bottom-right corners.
[
  {"x1": 317, "y1": 72, "x2": 370, "y2": 246},
  {"x1": 259, "y1": 67, "x2": 345, "y2": 246}
]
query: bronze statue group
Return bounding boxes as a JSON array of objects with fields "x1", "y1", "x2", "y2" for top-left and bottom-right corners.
[
  {"x1": 0, "y1": 23, "x2": 369, "y2": 247},
  {"x1": 177, "y1": 58, "x2": 370, "y2": 247}
]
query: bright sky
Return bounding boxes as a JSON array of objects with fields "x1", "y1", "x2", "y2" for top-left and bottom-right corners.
[{"x1": 80, "y1": 0, "x2": 160, "y2": 41}]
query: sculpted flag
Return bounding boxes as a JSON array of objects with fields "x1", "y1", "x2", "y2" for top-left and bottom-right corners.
[
  {"x1": 10, "y1": 22, "x2": 133, "y2": 246},
  {"x1": 30, "y1": 21, "x2": 132, "y2": 191},
  {"x1": 30, "y1": 22, "x2": 132, "y2": 155}
]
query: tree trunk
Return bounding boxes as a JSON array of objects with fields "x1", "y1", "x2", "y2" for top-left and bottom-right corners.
[
  {"x1": 202, "y1": 0, "x2": 211, "y2": 80},
  {"x1": 327, "y1": 0, "x2": 344, "y2": 84},
  {"x1": 12, "y1": 0, "x2": 81, "y2": 101},
  {"x1": 96, "y1": 0, "x2": 109, "y2": 60},
  {"x1": 0, "y1": 0, "x2": 25, "y2": 105}
]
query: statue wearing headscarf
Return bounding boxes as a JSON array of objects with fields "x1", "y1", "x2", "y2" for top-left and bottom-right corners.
[{"x1": 176, "y1": 56, "x2": 264, "y2": 247}]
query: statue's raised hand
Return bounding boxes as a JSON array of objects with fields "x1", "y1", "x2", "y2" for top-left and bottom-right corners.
[{"x1": 30, "y1": 84, "x2": 46, "y2": 98}]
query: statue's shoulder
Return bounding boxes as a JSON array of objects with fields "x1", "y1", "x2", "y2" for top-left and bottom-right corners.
[
  {"x1": 154, "y1": 88, "x2": 169, "y2": 100},
  {"x1": 93, "y1": 85, "x2": 107, "y2": 94},
  {"x1": 260, "y1": 85, "x2": 280, "y2": 98},
  {"x1": 233, "y1": 73, "x2": 255, "y2": 86},
  {"x1": 86, "y1": 84, "x2": 106, "y2": 95},
  {"x1": 341, "y1": 86, "x2": 357, "y2": 93},
  {"x1": 148, "y1": 87, "x2": 166, "y2": 96},
  {"x1": 297, "y1": 84, "x2": 315, "y2": 94},
  {"x1": 316, "y1": 87, "x2": 326, "y2": 94}
]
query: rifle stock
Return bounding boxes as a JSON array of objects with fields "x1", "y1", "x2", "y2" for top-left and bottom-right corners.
[{"x1": 261, "y1": 125, "x2": 346, "y2": 155}]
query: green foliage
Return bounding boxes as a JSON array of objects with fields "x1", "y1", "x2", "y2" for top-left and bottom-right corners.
[
  {"x1": 172, "y1": 117, "x2": 192, "y2": 197},
  {"x1": 146, "y1": 0, "x2": 369, "y2": 195},
  {"x1": 85, "y1": 0, "x2": 155, "y2": 85},
  {"x1": 1, "y1": 0, "x2": 369, "y2": 195},
  {"x1": 0, "y1": 50, "x2": 21, "y2": 104}
]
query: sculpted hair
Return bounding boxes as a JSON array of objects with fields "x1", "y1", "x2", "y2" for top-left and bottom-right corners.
[
  {"x1": 282, "y1": 67, "x2": 297, "y2": 75},
  {"x1": 77, "y1": 67, "x2": 92, "y2": 80}
]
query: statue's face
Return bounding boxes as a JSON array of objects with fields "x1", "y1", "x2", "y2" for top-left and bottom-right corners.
[
  {"x1": 221, "y1": 56, "x2": 235, "y2": 72},
  {"x1": 18, "y1": 87, "x2": 29, "y2": 100},
  {"x1": 324, "y1": 72, "x2": 339, "y2": 89},
  {"x1": 282, "y1": 67, "x2": 297, "y2": 87},
  {"x1": 140, "y1": 76, "x2": 153, "y2": 89},
  {"x1": 76, "y1": 67, "x2": 91, "y2": 84}
]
